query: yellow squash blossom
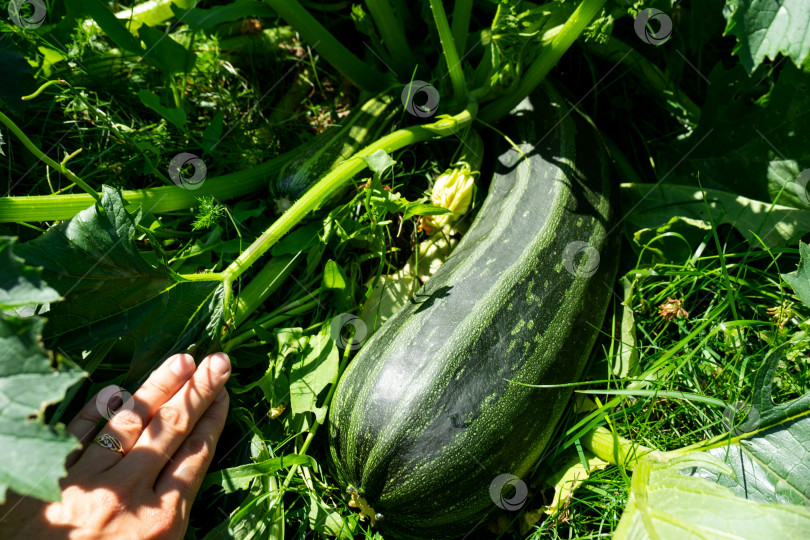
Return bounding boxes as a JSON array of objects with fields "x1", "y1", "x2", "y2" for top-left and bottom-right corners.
[{"x1": 424, "y1": 164, "x2": 476, "y2": 233}]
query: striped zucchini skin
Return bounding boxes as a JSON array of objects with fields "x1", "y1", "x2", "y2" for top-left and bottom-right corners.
[
  {"x1": 271, "y1": 91, "x2": 398, "y2": 209},
  {"x1": 328, "y1": 85, "x2": 618, "y2": 539}
]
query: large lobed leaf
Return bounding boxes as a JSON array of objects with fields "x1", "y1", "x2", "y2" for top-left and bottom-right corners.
[
  {"x1": 0, "y1": 238, "x2": 84, "y2": 503},
  {"x1": 622, "y1": 183, "x2": 810, "y2": 254},
  {"x1": 698, "y1": 340, "x2": 810, "y2": 505},
  {"x1": 724, "y1": 0, "x2": 810, "y2": 73},
  {"x1": 614, "y1": 452, "x2": 810, "y2": 539},
  {"x1": 668, "y1": 62, "x2": 810, "y2": 210},
  {"x1": 781, "y1": 241, "x2": 810, "y2": 308},
  {"x1": 615, "y1": 344, "x2": 810, "y2": 538},
  {"x1": 701, "y1": 415, "x2": 810, "y2": 506},
  {"x1": 15, "y1": 186, "x2": 225, "y2": 384},
  {"x1": 288, "y1": 333, "x2": 339, "y2": 431},
  {"x1": 0, "y1": 237, "x2": 61, "y2": 309}
]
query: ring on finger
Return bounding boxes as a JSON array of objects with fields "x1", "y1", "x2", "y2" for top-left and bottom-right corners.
[{"x1": 93, "y1": 433, "x2": 125, "y2": 455}]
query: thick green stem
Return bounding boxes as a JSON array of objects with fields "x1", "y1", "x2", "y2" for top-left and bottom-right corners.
[
  {"x1": 480, "y1": 0, "x2": 607, "y2": 122},
  {"x1": 222, "y1": 99, "x2": 478, "y2": 282},
  {"x1": 391, "y1": 0, "x2": 412, "y2": 28},
  {"x1": 429, "y1": 0, "x2": 467, "y2": 105},
  {"x1": 256, "y1": 293, "x2": 320, "y2": 327},
  {"x1": 178, "y1": 272, "x2": 224, "y2": 282},
  {"x1": 232, "y1": 254, "x2": 300, "y2": 328},
  {"x1": 451, "y1": 0, "x2": 473, "y2": 61},
  {"x1": 0, "y1": 151, "x2": 292, "y2": 222},
  {"x1": 581, "y1": 426, "x2": 658, "y2": 470},
  {"x1": 223, "y1": 298, "x2": 319, "y2": 351},
  {"x1": 0, "y1": 111, "x2": 100, "y2": 202},
  {"x1": 365, "y1": 0, "x2": 416, "y2": 76},
  {"x1": 222, "y1": 276, "x2": 235, "y2": 329},
  {"x1": 265, "y1": 0, "x2": 392, "y2": 92}
]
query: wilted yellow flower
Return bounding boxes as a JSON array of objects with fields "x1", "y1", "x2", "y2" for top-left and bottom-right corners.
[
  {"x1": 658, "y1": 297, "x2": 689, "y2": 321},
  {"x1": 424, "y1": 165, "x2": 475, "y2": 233}
]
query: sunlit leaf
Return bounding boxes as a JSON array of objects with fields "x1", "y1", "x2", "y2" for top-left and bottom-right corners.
[
  {"x1": 781, "y1": 241, "x2": 810, "y2": 308},
  {"x1": 615, "y1": 452, "x2": 810, "y2": 539},
  {"x1": 623, "y1": 183, "x2": 810, "y2": 250},
  {"x1": 0, "y1": 238, "x2": 84, "y2": 503},
  {"x1": 615, "y1": 345, "x2": 810, "y2": 538},
  {"x1": 725, "y1": 0, "x2": 810, "y2": 72},
  {"x1": 288, "y1": 334, "x2": 338, "y2": 429},
  {"x1": 361, "y1": 149, "x2": 396, "y2": 176}
]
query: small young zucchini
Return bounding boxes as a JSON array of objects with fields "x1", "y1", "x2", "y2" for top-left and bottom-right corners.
[{"x1": 270, "y1": 90, "x2": 398, "y2": 213}]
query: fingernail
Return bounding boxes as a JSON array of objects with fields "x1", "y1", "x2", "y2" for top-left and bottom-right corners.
[
  {"x1": 209, "y1": 353, "x2": 231, "y2": 375},
  {"x1": 170, "y1": 354, "x2": 194, "y2": 376},
  {"x1": 107, "y1": 395, "x2": 123, "y2": 412}
]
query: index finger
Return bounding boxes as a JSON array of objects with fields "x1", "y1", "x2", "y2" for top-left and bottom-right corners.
[{"x1": 116, "y1": 352, "x2": 231, "y2": 482}]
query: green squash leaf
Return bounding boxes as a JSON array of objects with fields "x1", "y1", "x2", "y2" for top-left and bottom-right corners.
[
  {"x1": 614, "y1": 452, "x2": 810, "y2": 539},
  {"x1": 668, "y1": 62, "x2": 810, "y2": 209},
  {"x1": 15, "y1": 186, "x2": 224, "y2": 384},
  {"x1": 700, "y1": 343, "x2": 810, "y2": 502},
  {"x1": 781, "y1": 241, "x2": 810, "y2": 308},
  {"x1": 724, "y1": 0, "x2": 810, "y2": 72},
  {"x1": 622, "y1": 183, "x2": 810, "y2": 251},
  {"x1": 0, "y1": 237, "x2": 84, "y2": 504},
  {"x1": 615, "y1": 344, "x2": 810, "y2": 538},
  {"x1": 744, "y1": 343, "x2": 810, "y2": 431},
  {"x1": 690, "y1": 342, "x2": 810, "y2": 502},
  {"x1": 361, "y1": 149, "x2": 396, "y2": 176},
  {"x1": 700, "y1": 414, "x2": 810, "y2": 506},
  {"x1": 0, "y1": 315, "x2": 84, "y2": 503},
  {"x1": 0, "y1": 237, "x2": 61, "y2": 309}
]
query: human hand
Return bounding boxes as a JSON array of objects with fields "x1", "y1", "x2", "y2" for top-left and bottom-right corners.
[{"x1": 0, "y1": 352, "x2": 231, "y2": 540}]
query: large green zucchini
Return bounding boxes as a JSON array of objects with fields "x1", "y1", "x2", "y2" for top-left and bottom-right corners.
[{"x1": 328, "y1": 84, "x2": 618, "y2": 538}]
